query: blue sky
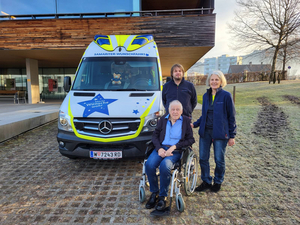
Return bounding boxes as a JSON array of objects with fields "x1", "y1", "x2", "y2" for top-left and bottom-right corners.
[{"x1": 204, "y1": 0, "x2": 240, "y2": 58}]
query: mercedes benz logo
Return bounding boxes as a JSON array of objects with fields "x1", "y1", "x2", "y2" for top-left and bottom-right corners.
[{"x1": 98, "y1": 120, "x2": 113, "y2": 134}]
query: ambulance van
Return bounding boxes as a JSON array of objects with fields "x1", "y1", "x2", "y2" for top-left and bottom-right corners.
[{"x1": 57, "y1": 35, "x2": 164, "y2": 159}]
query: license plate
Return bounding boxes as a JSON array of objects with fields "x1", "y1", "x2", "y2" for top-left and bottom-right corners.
[{"x1": 90, "y1": 151, "x2": 122, "y2": 159}]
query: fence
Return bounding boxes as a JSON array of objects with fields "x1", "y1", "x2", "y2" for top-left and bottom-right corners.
[{"x1": 186, "y1": 70, "x2": 287, "y2": 85}]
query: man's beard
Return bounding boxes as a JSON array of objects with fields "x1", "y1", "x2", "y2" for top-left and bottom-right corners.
[{"x1": 173, "y1": 76, "x2": 182, "y2": 81}]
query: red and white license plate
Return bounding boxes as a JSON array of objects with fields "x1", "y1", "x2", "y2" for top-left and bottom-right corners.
[{"x1": 90, "y1": 151, "x2": 122, "y2": 159}]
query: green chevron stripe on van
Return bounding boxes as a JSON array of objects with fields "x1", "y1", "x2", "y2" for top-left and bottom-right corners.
[{"x1": 68, "y1": 96, "x2": 157, "y2": 142}]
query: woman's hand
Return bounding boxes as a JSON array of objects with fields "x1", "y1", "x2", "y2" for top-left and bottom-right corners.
[
  {"x1": 228, "y1": 138, "x2": 235, "y2": 146},
  {"x1": 190, "y1": 123, "x2": 194, "y2": 128}
]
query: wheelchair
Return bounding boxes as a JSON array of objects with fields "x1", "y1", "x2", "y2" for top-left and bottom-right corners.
[{"x1": 139, "y1": 142, "x2": 198, "y2": 216}]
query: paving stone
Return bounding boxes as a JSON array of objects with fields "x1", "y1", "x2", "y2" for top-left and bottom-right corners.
[{"x1": 0, "y1": 109, "x2": 300, "y2": 224}]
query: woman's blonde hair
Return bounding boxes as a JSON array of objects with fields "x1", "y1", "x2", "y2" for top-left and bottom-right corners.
[{"x1": 206, "y1": 70, "x2": 227, "y2": 88}]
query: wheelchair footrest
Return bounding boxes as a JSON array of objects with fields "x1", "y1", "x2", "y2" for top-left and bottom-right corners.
[{"x1": 150, "y1": 207, "x2": 170, "y2": 217}]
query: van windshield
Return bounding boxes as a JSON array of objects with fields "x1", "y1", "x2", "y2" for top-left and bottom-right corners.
[{"x1": 72, "y1": 57, "x2": 160, "y2": 91}]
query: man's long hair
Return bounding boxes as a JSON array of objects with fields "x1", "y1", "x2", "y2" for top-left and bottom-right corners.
[{"x1": 170, "y1": 63, "x2": 185, "y2": 78}]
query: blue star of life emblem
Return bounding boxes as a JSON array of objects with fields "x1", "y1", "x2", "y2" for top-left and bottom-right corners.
[{"x1": 78, "y1": 94, "x2": 117, "y2": 117}]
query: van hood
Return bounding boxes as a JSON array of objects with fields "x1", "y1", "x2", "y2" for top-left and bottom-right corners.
[{"x1": 63, "y1": 91, "x2": 161, "y2": 118}]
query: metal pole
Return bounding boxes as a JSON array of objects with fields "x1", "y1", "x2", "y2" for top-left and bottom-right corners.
[
  {"x1": 55, "y1": 0, "x2": 58, "y2": 15},
  {"x1": 233, "y1": 86, "x2": 236, "y2": 104}
]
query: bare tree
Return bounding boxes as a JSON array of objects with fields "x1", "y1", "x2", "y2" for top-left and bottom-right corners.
[
  {"x1": 278, "y1": 33, "x2": 300, "y2": 82},
  {"x1": 228, "y1": 0, "x2": 300, "y2": 83}
]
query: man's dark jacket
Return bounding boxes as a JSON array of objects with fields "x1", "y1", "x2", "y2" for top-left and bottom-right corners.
[
  {"x1": 162, "y1": 78, "x2": 197, "y2": 118},
  {"x1": 152, "y1": 114, "x2": 195, "y2": 151}
]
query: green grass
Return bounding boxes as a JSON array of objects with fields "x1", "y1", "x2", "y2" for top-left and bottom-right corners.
[
  {"x1": 194, "y1": 80, "x2": 300, "y2": 223},
  {"x1": 195, "y1": 79, "x2": 300, "y2": 152},
  {"x1": 196, "y1": 80, "x2": 300, "y2": 106}
]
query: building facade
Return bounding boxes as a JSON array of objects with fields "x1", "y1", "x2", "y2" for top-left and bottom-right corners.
[
  {"x1": 0, "y1": 0, "x2": 216, "y2": 103},
  {"x1": 204, "y1": 57, "x2": 217, "y2": 75},
  {"x1": 204, "y1": 54, "x2": 242, "y2": 75},
  {"x1": 228, "y1": 62, "x2": 272, "y2": 74},
  {"x1": 218, "y1": 54, "x2": 242, "y2": 74}
]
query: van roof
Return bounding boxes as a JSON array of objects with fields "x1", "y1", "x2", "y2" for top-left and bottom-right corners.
[{"x1": 93, "y1": 34, "x2": 155, "y2": 52}]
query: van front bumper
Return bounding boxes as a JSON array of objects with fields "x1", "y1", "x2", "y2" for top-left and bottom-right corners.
[{"x1": 57, "y1": 130, "x2": 152, "y2": 159}]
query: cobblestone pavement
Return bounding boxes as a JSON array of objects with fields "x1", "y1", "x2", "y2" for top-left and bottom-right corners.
[{"x1": 0, "y1": 109, "x2": 299, "y2": 225}]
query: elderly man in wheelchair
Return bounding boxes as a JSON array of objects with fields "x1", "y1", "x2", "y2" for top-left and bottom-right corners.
[{"x1": 139, "y1": 100, "x2": 198, "y2": 216}]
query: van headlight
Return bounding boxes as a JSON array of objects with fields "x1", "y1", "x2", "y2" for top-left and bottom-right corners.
[
  {"x1": 142, "y1": 111, "x2": 164, "y2": 132},
  {"x1": 58, "y1": 110, "x2": 73, "y2": 132},
  {"x1": 149, "y1": 118, "x2": 158, "y2": 127}
]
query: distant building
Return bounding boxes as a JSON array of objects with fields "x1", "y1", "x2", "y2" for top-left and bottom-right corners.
[
  {"x1": 228, "y1": 62, "x2": 271, "y2": 74},
  {"x1": 187, "y1": 60, "x2": 205, "y2": 75},
  {"x1": 218, "y1": 54, "x2": 242, "y2": 74},
  {"x1": 204, "y1": 54, "x2": 242, "y2": 75},
  {"x1": 204, "y1": 57, "x2": 218, "y2": 75},
  {"x1": 242, "y1": 50, "x2": 300, "y2": 77},
  {"x1": 241, "y1": 50, "x2": 272, "y2": 65}
]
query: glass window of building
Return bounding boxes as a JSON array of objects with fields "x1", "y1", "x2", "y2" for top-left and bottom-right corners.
[
  {"x1": 39, "y1": 68, "x2": 76, "y2": 99},
  {"x1": 0, "y1": 0, "x2": 140, "y2": 16}
]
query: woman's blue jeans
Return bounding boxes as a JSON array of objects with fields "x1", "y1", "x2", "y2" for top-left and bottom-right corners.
[
  {"x1": 145, "y1": 146, "x2": 181, "y2": 197},
  {"x1": 199, "y1": 129, "x2": 228, "y2": 184}
]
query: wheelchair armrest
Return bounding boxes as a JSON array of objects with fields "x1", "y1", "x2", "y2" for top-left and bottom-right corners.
[
  {"x1": 176, "y1": 146, "x2": 193, "y2": 162},
  {"x1": 181, "y1": 146, "x2": 190, "y2": 152},
  {"x1": 172, "y1": 150, "x2": 182, "y2": 154},
  {"x1": 145, "y1": 140, "x2": 155, "y2": 158},
  {"x1": 146, "y1": 140, "x2": 153, "y2": 146},
  {"x1": 144, "y1": 142, "x2": 192, "y2": 158},
  {"x1": 173, "y1": 146, "x2": 190, "y2": 154}
]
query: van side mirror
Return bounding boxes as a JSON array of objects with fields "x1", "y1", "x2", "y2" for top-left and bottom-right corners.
[{"x1": 63, "y1": 76, "x2": 72, "y2": 92}]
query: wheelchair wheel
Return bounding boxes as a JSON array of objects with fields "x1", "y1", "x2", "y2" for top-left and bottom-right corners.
[
  {"x1": 184, "y1": 151, "x2": 198, "y2": 196},
  {"x1": 176, "y1": 194, "x2": 185, "y2": 212},
  {"x1": 139, "y1": 186, "x2": 146, "y2": 203}
]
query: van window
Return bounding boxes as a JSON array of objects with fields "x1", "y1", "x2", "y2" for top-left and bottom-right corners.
[{"x1": 72, "y1": 57, "x2": 160, "y2": 91}]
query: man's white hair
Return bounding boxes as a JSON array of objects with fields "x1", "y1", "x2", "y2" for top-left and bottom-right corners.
[{"x1": 168, "y1": 100, "x2": 183, "y2": 111}]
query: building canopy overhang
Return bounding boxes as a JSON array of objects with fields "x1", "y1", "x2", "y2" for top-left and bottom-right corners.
[
  {"x1": 0, "y1": 1, "x2": 215, "y2": 76},
  {"x1": 0, "y1": 46, "x2": 212, "y2": 77},
  {"x1": 0, "y1": 0, "x2": 215, "y2": 103}
]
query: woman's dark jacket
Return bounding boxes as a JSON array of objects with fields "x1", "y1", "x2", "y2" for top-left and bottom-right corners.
[
  {"x1": 152, "y1": 114, "x2": 195, "y2": 151},
  {"x1": 193, "y1": 88, "x2": 237, "y2": 140}
]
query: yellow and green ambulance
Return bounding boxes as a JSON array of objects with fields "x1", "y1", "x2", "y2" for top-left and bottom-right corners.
[{"x1": 57, "y1": 34, "x2": 164, "y2": 159}]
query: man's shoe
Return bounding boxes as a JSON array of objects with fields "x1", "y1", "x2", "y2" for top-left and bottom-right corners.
[
  {"x1": 146, "y1": 192, "x2": 158, "y2": 209},
  {"x1": 195, "y1": 181, "x2": 212, "y2": 192},
  {"x1": 155, "y1": 196, "x2": 167, "y2": 211},
  {"x1": 211, "y1": 183, "x2": 221, "y2": 192}
]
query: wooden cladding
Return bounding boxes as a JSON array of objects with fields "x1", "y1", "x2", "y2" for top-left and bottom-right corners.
[{"x1": 0, "y1": 14, "x2": 215, "y2": 50}]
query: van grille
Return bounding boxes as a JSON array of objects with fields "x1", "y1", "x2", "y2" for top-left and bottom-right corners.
[{"x1": 73, "y1": 117, "x2": 141, "y2": 138}]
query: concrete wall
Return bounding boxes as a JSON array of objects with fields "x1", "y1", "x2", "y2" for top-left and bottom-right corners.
[{"x1": 26, "y1": 58, "x2": 40, "y2": 104}]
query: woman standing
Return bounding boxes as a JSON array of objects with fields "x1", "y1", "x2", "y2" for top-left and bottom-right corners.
[{"x1": 192, "y1": 70, "x2": 236, "y2": 192}]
